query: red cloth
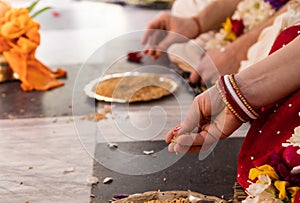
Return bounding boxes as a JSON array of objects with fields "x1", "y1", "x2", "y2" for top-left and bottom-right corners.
[
  {"x1": 236, "y1": 25, "x2": 300, "y2": 188},
  {"x1": 269, "y1": 25, "x2": 300, "y2": 55}
]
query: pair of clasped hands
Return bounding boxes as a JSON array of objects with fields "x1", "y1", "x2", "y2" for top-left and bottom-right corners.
[{"x1": 140, "y1": 12, "x2": 244, "y2": 154}]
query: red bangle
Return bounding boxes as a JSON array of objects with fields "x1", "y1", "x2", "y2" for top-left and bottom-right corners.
[
  {"x1": 228, "y1": 74, "x2": 261, "y2": 117},
  {"x1": 219, "y1": 76, "x2": 250, "y2": 122},
  {"x1": 216, "y1": 80, "x2": 247, "y2": 123}
]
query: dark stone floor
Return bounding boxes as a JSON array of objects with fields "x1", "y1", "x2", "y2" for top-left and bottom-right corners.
[{"x1": 91, "y1": 138, "x2": 243, "y2": 203}]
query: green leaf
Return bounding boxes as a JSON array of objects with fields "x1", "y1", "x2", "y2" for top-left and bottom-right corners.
[
  {"x1": 30, "y1": 6, "x2": 52, "y2": 18},
  {"x1": 27, "y1": 0, "x2": 40, "y2": 13}
]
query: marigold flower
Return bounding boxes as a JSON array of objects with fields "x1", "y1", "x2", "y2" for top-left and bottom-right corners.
[
  {"x1": 0, "y1": 8, "x2": 39, "y2": 40},
  {"x1": 249, "y1": 164, "x2": 279, "y2": 181},
  {"x1": 274, "y1": 180, "x2": 288, "y2": 199},
  {"x1": 222, "y1": 17, "x2": 237, "y2": 41},
  {"x1": 288, "y1": 186, "x2": 300, "y2": 201},
  {"x1": 0, "y1": 2, "x2": 66, "y2": 91}
]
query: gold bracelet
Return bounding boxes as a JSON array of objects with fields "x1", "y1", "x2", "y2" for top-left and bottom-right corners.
[
  {"x1": 216, "y1": 82, "x2": 247, "y2": 123},
  {"x1": 228, "y1": 74, "x2": 260, "y2": 117}
]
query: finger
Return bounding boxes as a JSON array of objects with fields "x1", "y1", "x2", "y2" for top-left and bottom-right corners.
[
  {"x1": 176, "y1": 133, "x2": 205, "y2": 146},
  {"x1": 165, "y1": 125, "x2": 184, "y2": 144},
  {"x1": 141, "y1": 29, "x2": 156, "y2": 45},
  {"x1": 177, "y1": 97, "x2": 201, "y2": 134},
  {"x1": 165, "y1": 128, "x2": 175, "y2": 143},
  {"x1": 156, "y1": 33, "x2": 183, "y2": 53},
  {"x1": 151, "y1": 54, "x2": 160, "y2": 60},
  {"x1": 172, "y1": 128, "x2": 223, "y2": 154},
  {"x1": 148, "y1": 31, "x2": 167, "y2": 54},
  {"x1": 143, "y1": 47, "x2": 160, "y2": 59},
  {"x1": 171, "y1": 143, "x2": 203, "y2": 154},
  {"x1": 185, "y1": 146, "x2": 203, "y2": 153},
  {"x1": 200, "y1": 109, "x2": 242, "y2": 145},
  {"x1": 173, "y1": 143, "x2": 190, "y2": 153},
  {"x1": 141, "y1": 12, "x2": 166, "y2": 44},
  {"x1": 168, "y1": 142, "x2": 176, "y2": 152},
  {"x1": 197, "y1": 129, "x2": 220, "y2": 151},
  {"x1": 148, "y1": 48, "x2": 156, "y2": 56},
  {"x1": 189, "y1": 69, "x2": 201, "y2": 84},
  {"x1": 166, "y1": 97, "x2": 202, "y2": 145},
  {"x1": 142, "y1": 49, "x2": 149, "y2": 55},
  {"x1": 167, "y1": 128, "x2": 217, "y2": 154},
  {"x1": 154, "y1": 49, "x2": 164, "y2": 58}
]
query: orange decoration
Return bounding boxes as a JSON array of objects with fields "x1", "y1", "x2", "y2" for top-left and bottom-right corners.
[{"x1": 0, "y1": 7, "x2": 66, "y2": 91}]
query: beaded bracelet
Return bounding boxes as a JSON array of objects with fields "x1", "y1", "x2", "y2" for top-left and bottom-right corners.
[
  {"x1": 216, "y1": 78, "x2": 248, "y2": 123},
  {"x1": 228, "y1": 74, "x2": 260, "y2": 117}
]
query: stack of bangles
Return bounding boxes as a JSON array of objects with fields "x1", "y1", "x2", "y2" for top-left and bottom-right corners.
[{"x1": 216, "y1": 74, "x2": 261, "y2": 123}]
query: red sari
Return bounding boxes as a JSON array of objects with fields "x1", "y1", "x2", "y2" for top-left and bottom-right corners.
[{"x1": 236, "y1": 25, "x2": 300, "y2": 189}]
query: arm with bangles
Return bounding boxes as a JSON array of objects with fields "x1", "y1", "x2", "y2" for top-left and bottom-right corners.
[{"x1": 166, "y1": 35, "x2": 300, "y2": 153}]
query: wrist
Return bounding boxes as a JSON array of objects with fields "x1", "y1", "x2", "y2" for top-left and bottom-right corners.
[
  {"x1": 216, "y1": 74, "x2": 261, "y2": 122},
  {"x1": 191, "y1": 16, "x2": 202, "y2": 38},
  {"x1": 234, "y1": 74, "x2": 263, "y2": 109},
  {"x1": 229, "y1": 37, "x2": 250, "y2": 63}
]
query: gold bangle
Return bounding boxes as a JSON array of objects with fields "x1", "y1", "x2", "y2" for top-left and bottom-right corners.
[
  {"x1": 228, "y1": 74, "x2": 260, "y2": 117},
  {"x1": 215, "y1": 82, "x2": 247, "y2": 123}
]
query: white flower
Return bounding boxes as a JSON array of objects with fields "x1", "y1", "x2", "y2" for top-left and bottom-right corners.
[
  {"x1": 204, "y1": 31, "x2": 230, "y2": 50},
  {"x1": 246, "y1": 175, "x2": 272, "y2": 196},
  {"x1": 203, "y1": 0, "x2": 276, "y2": 50},
  {"x1": 283, "y1": 126, "x2": 300, "y2": 154},
  {"x1": 234, "y1": 0, "x2": 275, "y2": 31},
  {"x1": 291, "y1": 165, "x2": 300, "y2": 174},
  {"x1": 243, "y1": 175, "x2": 279, "y2": 203},
  {"x1": 289, "y1": 126, "x2": 300, "y2": 146}
]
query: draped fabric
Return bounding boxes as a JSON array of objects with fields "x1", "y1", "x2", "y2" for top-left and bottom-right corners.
[{"x1": 237, "y1": 25, "x2": 300, "y2": 189}]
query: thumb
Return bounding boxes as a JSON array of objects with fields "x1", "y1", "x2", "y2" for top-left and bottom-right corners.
[
  {"x1": 177, "y1": 96, "x2": 201, "y2": 135},
  {"x1": 189, "y1": 69, "x2": 201, "y2": 84}
]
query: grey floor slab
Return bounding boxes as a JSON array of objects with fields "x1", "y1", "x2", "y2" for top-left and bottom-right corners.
[{"x1": 91, "y1": 138, "x2": 244, "y2": 203}]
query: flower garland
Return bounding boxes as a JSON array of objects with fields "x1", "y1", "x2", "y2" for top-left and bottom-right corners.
[
  {"x1": 0, "y1": 0, "x2": 67, "y2": 91},
  {"x1": 205, "y1": 0, "x2": 289, "y2": 50},
  {"x1": 243, "y1": 126, "x2": 300, "y2": 203}
]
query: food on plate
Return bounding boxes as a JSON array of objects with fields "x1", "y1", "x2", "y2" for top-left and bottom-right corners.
[
  {"x1": 93, "y1": 74, "x2": 175, "y2": 102},
  {"x1": 112, "y1": 190, "x2": 226, "y2": 203}
]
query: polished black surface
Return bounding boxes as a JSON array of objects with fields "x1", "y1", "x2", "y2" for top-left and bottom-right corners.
[
  {"x1": 91, "y1": 138, "x2": 243, "y2": 203},
  {"x1": 0, "y1": 65, "x2": 86, "y2": 119}
]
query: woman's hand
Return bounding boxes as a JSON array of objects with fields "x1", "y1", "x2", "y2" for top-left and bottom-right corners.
[
  {"x1": 189, "y1": 44, "x2": 242, "y2": 86},
  {"x1": 141, "y1": 12, "x2": 200, "y2": 60},
  {"x1": 165, "y1": 86, "x2": 243, "y2": 153}
]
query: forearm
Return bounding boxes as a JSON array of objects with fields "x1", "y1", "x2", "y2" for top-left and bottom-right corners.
[
  {"x1": 235, "y1": 36, "x2": 300, "y2": 109},
  {"x1": 230, "y1": 4, "x2": 288, "y2": 69},
  {"x1": 197, "y1": 0, "x2": 241, "y2": 33}
]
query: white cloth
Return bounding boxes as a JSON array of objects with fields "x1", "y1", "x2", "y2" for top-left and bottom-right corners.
[
  {"x1": 171, "y1": 0, "x2": 210, "y2": 17},
  {"x1": 239, "y1": 0, "x2": 300, "y2": 71}
]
